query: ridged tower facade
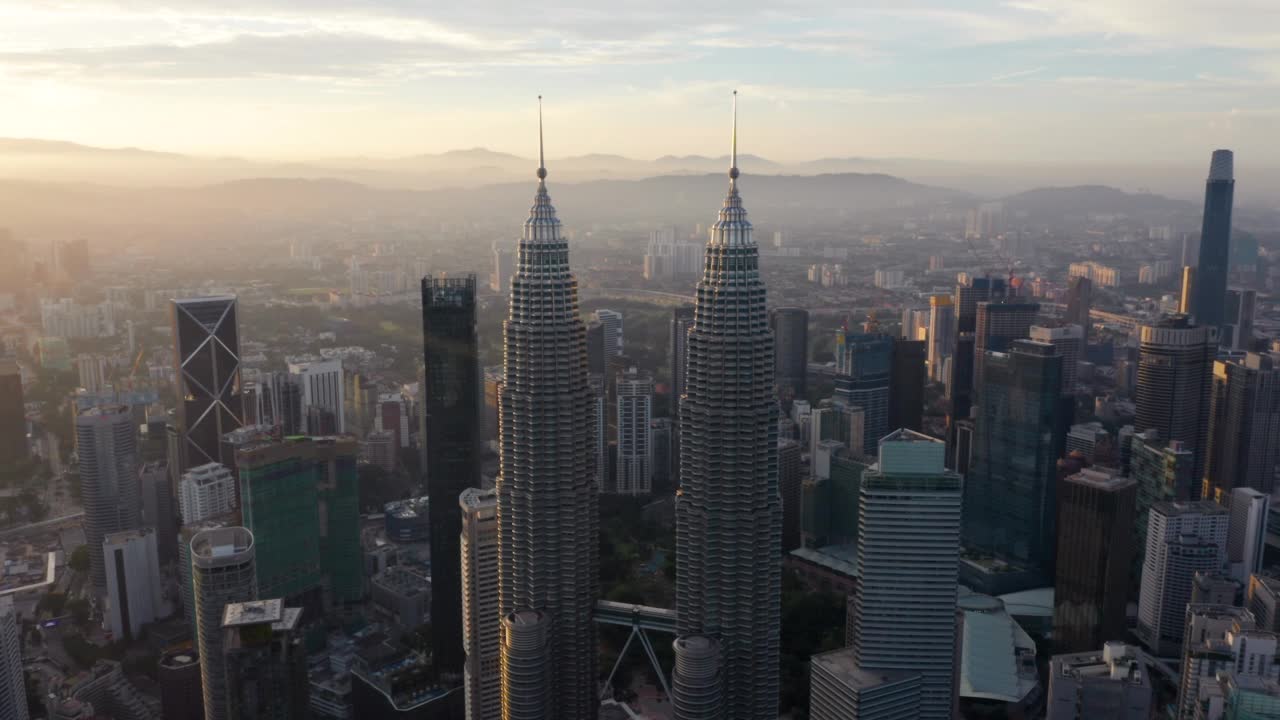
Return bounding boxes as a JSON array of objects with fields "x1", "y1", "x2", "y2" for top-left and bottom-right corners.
[
  {"x1": 676, "y1": 93, "x2": 781, "y2": 719},
  {"x1": 496, "y1": 101, "x2": 599, "y2": 720}
]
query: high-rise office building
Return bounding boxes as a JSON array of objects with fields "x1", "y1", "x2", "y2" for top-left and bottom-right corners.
[
  {"x1": 237, "y1": 437, "x2": 361, "y2": 610},
  {"x1": 1136, "y1": 501, "x2": 1229, "y2": 656},
  {"x1": 889, "y1": 338, "x2": 926, "y2": 433},
  {"x1": 926, "y1": 295, "x2": 954, "y2": 383},
  {"x1": 1222, "y1": 288, "x2": 1257, "y2": 350},
  {"x1": 651, "y1": 418, "x2": 673, "y2": 491},
  {"x1": 671, "y1": 635, "x2": 724, "y2": 720},
  {"x1": 1175, "y1": 605, "x2": 1270, "y2": 720},
  {"x1": 1205, "y1": 353, "x2": 1280, "y2": 498},
  {"x1": 948, "y1": 277, "x2": 1006, "y2": 448},
  {"x1": 0, "y1": 360, "x2": 25, "y2": 468},
  {"x1": 158, "y1": 649, "x2": 202, "y2": 720},
  {"x1": 1227, "y1": 487, "x2": 1269, "y2": 585},
  {"x1": 1131, "y1": 430, "x2": 1196, "y2": 570},
  {"x1": 461, "y1": 487, "x2": 500, "y2": 720},
  {"x1": 779, "y1": 439, "x2": 803, "y2": 553},
  {"x1": 172, "y1": 296, "x2": 245, "y2": 469},
  {"x1": 1046, "y1": 643, "x2": 1154, "y2": 720},
  {"x1": 670, "y1": 305, "x2": 696, "y2": 480},
  {"x1": 1191, "y1": 150, "x2": 1235, "y2": 331},
  {"x1": 676, "y1": 99, "x2": 781, "y2": 719},
  {"x1": 834, "y1": 330, "x2": 892, "y2": 451},
  {"x1": 287, "y1": 359, "x2": 345, "y2": 434},
  {"x1": 496, "y1": 125, "x2": 598, "y2": 719},
  {"x1": 1249, "y1": 574, "x2": 1280, "y2": 632},
  {"x1": 1031, "y1": 324, "x2": 1084, "y2": 395},
  {"x1": 1053, "y1": 469, "x2": 1136, "y2": 653},
  {"x1": 809, "y1": 647, "x2": 921, "y2": 720},
  {"x1": 258, "y1": 371, "x2": 303, "y2": 436},
  {"x1": 964, "y1": 340, "x2": 1065, "y2": 581},
  {"x1": 848, "y1": 430, "x2": 962, "y2": 719},
  {"x1": 178, "y1": 462, "x2": 236, "y2": 524},
  {"x1": 192, "y1": 526, "x2": 257, "y2": 720},
  {"x1": 1065, "y1": 276, "x2": 1093, "y2": 340},
  {"x1": 421, "y1": 274, "x2": 481, "y2": 674},
  {"x1": 616, "y1": 368, "x2": 654, "y2": 495},
  {"x1": 0, "y1": 596, "x2": 27, "y2": 720},
  {"x1": 595, "y1": 309, "x2": 623, "y2": 360},
  {"x1": 770, "y1": 307, "x2": 809, "y2": 404},
  {"x1": 1135, "y1": 316, "x2": 1217, "y2": 488},
  {"x1": 974, "y1": 299, "x2": 1041, "y2": 390},
  {"x1": 77, "y1": 404, "x2": 142, "y2": 592},
  {"x1": 139, "y1": 461, "x2": 177, "y2": 566},
  {"x1": 103, "y1": 527, "x2": 163, "y2": 642},
  {"x1": 221, "y1": 599, "x2": 308, "y2": 720},
  {"x1": 491, "y1": 245, "x2": 515, "y2": 294}
]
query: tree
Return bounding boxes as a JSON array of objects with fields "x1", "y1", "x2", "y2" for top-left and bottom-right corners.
[
  {"x1": 68, "y1": 545, "x2": 89, "y2": 574},
  {"x1": 67, "y1": 598, "x2": 91, "y2": 627},
  {"x1": 37, "y1": 592, "x2": 66, "y2": 617}
]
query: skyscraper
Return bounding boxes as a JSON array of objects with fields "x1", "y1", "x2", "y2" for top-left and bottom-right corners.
[
  {"x1": 671, "y1": 635, "x2": 724, "y2": 720},
  {"x1": 158, "y1": 649, "x2": 203, "y2": 720},
  {"x1": 670, "y1": 305, "x2": 696, "y2": 480},
  {"x1": 1053, "y1": 469, "x2": 1136, "y2": 653},
  {"x1": 1222, "y1": 288, "x2": 1257, "y2": 350},
  {"x1": 616, "y1": 368, "x2": 654, "y2": 495},
  {"x1": 0, "y1": 360, "x2": 25, "y2": 468},
  {"x1": 496, "y1": 106, "x2": 598, "y2": 718},
  {"x1": 926, "y1": 295, "x2": 954, "y2": 383},
  {"x1": 421, "y1": 274, "x2": 481, "y2": 674},
  {"x1": 287, "y1": 359, "x2": 345, "y2": 433},
  {"x1": 834, "y1": 330, "x2": 892, "y2": 451},
  {"x1": 1031, "y1": 324, "x2": 1084, "y2": 395},
  {"x1": 676, "y1": 95, "x2": 781, "y2": 719},
  {"x1": 1191, "y1": 150, "x2": 1235, "y2": 331},
  {"x1": 237, "y1": 437, "x2": 362, "y2": 610},
  {"x1": 1065, "y1": 276, "x2": 1093, "y2": 340},
  {"x1": 889, "y1": 338, "x2": 926, "y2": 433},
  {"x1": 491, "y1": 245, "x2": 515, "y2": 294},
  {"x1": 595, "y1": 309, "x2": 623, "y2": 360},
  {"x1": 1205, "y1": 352, "x2": 1280, "y2": 498},
  {"x1": 779, "y1": 439, "x2": 803, "y2": 553},
  {"x1": 849, "y1": 430, "x2": 963, "y2": 719},
  {"x1": 103, "y1": 527, "x2": 163, "y2": 642},
  {"x1": 172, "y1": 296, "x2": 245, "y2": 469},
  {"x1": 974, "y1": 299, "x2": 1040, "y2": 387},
  {"x1": 1135, "y1": 316, "x2": 1217, "y2": 488},
  {"x1": 221, "y1": 599, "x2": 309, "y2": 720},
  {"x1": 77, "y1": 404, "x2": 142, "y2": 592},
  {"x1": 1227, "y1": 487, "x2": 1269, "y2": 585},
  {"x1": 0, "y1": 597, "x2": 27, "y2": 720},
  {"x1": 1136, "y1": 501, "x2": 1229, "y2": 656},
  {"x1": 770, "y1": 307, "x2": 809, "y2": 404},
  {"x1": 964, "y1": 340, "x2": 1065, "y2": 585},
  {"x1": 461, "y1": 487, "x2": 500, "y2": 720},
  {"x1": 192, "y1": 526, "x2": 257, "y2": 720},
  {"x1": 948, "y1": 276, "x2": 1006, "y2": 449}
]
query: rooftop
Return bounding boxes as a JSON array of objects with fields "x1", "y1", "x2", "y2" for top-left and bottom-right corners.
[
  {"x1": 811, "y1": 648, "x2": 921, "y2": 691},
  {"x1": 223, "y1": 598, "x2": 284, "y2": 628}
]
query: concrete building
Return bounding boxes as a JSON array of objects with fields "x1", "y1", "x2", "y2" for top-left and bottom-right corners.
[
  {"x1": 158, "y1": 650, "x2": 202, "y2": 720},
  {"x1": 1131, "y1": 430, "x2": 1196, "y2": 572},
  {"x1": 501, "y1": 610, "x2": 551, "y2": 719},
  {"x1": 491, "y1": 245, "x2": 515, "y2": 294},
  {"x1": 287, "y1": 358, "x2": 345, "y2": 434},
  {"x1": 221, "y1": 600, "x2": 308, "y2": 720},
  {"x1": 103, "y1": 527, "x2": 164, "y2": 642},
  {"x1": 77, "y1": 404, "x2": 142, "y2": 593},
  {"x1": 672, "y1": 635, "x2": 723, "y2": 720},
  {"x1": 179, "y1": 462, "x2": 237, "y2": 524},
  {"x1": 676, "y1": 124, "x2": 782, "y2": 720},
  {"x1": 595, "y1": 309, "x2": 623, "y2": 360},
  {"x1": 849, "y1": 430, "x2": 963, "y2": 719},
  {"x1": 809, "y1": 648, "x2": 921, "y2": 720},
  {"x1": 0, "y1": 596, "x2": 27, "y2": 720},
  {"x1": 1046, "y1": 643, "x2": 1154, "y2": 720},
  {"x1": 615, "y1": 368, "x2": 653, "y2": 495},
  {"x1": 1031, "y1": 324, "x2": 1084, "y2": 395},
  {"x1": 192, "y1": 526, "x2": 257, "y2": 720},
  {"x1": 1137, "y1": 502, "x2": 1230, "y2": 656},
  {"x1": 927, "y1": 295, "x2": 955, "y2": 383},
  {"x1": 1134, "y1": 316, "x2": 1217, "y2": 490},
  {"x1": 461, "y1": 487, "x2": 500, "y2": 720},
  {"x1": 1227, "y1": 487, "x2": 1269, "y2": 584},
  {"x1": 1175, "y1": 604, "x2": 1274, "y2": 720},
  {"x1": 370, "y1": 566, "x2": 429, "y2": 629},
  {"x1": 139, "y1": 461, "x2": 177, "y2": 566},
  {"x1": 1249, "y1": 574, "x2": 1280, "y2": 632},
  {"x1": 496, "y1": 148, "x2": 599, "y2": 718},
  {"x1": 1065, "y1": 422, "x2": 1110, "y2": 463},
  {"x1": 1205, "y1": 352, "x2": 1280, "y2": 498}
]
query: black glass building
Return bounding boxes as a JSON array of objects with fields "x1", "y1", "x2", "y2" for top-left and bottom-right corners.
[
  {"x1": 172, "y1": 296, "x2": 245, "y2": 470},
  {"x1": 421, "y1": 274, "x2": 481, "y2": 675},
  {"x1": 769, "y1": 307, "x2": 809, "y2": 405},
  {"x1": 1192, "y1": 149, "x2": 1234, "y2": 332}
]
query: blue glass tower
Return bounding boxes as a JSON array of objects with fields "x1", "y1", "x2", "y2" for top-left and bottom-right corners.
[{"x1": 1192, "y1": 149, "x2": 1234, "y2": 331}]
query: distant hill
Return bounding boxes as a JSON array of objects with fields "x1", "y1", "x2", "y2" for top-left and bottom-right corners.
[{"x1": 1002, "y1": 185, "x2": 1195, "y2": 218}]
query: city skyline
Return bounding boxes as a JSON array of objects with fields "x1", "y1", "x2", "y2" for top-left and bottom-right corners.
[{"x1": 1, "y1": 2, "x2": 1278, "y2": 167}]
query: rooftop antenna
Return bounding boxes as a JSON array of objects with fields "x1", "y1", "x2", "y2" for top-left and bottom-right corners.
[
  {"x1": 537, "y1": 95, "x2": 546, "y2": 181},
  {"x1": 729, "y1": 90, "x2": 739, "y2": 181}
]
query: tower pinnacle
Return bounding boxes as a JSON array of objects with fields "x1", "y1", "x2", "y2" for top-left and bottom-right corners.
[
  {"x1": 729, "y1": 90, "x2": 739, "y2": 182},
  {"x1": 537, "y1": 95, "x2": 547, "y2": 181}
]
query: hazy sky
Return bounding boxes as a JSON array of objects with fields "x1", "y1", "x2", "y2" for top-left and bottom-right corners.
[{"x1": 2, "y1": 1, "x2": 1278, "y2": 164}]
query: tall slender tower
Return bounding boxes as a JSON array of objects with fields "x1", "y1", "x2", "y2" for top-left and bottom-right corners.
[
  {"x1": 496, "y1": 98, "x2": 599, "y2": 719},
  {"x1": 676, "y1": 92, "x2": 781, "y2": 719},
  {"x1": 422, "y1": 274, "x2": 481, "y2": 674},
  {"x1": 172, "y1": 296, "x2": 245, "y2": 469},
  {"x1": 1191, "y1": 150, "x2": 1234, "y2": 331}
]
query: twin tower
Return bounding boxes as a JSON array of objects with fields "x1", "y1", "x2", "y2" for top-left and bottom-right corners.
[{"x1": 495, "y1": 95, "x2": 781, "y2": 720}]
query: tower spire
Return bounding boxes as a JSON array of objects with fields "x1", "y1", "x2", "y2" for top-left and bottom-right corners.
[
  {"x1": 729, "y1": 90, "x2": 739, "y2": 183},
  {"x1": 537, "y1": 95, "x2": 547, "y2": 181}
]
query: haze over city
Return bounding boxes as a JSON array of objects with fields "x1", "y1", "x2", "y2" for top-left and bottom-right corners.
[{"x1": 2, "y1": 2, "x2": 1280, "y2": 720}]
